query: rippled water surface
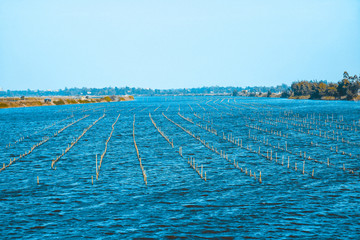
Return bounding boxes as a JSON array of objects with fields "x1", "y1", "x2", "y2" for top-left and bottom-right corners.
[{"x1": 1, "y1": 96, "x2": 360, "y2": 239}]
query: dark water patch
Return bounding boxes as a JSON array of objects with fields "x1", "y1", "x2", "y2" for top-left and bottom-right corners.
[
  {"x1": 276, "y1": 228, "x2": 299, "y2": 231},
  {"x1": 165, "y1": 236, "x2": 187, "y2": 239},
  {"x1": 326, "y1": 213, "x2": 348, "y2": 219},
  {"x1": 30, "y1": 226, "x2": 45, "y2": 229},
  {"x1": 288, "y1": 212, "x2": 304, "y2": 217},
  {"x1": 290, "y1": 222, "x2": 310, "y2": 226}
]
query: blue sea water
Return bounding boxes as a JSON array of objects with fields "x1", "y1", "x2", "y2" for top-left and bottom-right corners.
[{"x1": 0, "y1": 96, "x2": 359, "y2": 239}]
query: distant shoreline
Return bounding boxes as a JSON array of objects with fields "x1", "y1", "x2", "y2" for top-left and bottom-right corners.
[{"x1": 0, "y1": 95, "x2": 134, "y2": 109}]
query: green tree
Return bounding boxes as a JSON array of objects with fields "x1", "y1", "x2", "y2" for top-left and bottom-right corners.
[
  {"x1": 337, "y1": 78, "x2": 350, "y2": 97},
  {"x1": 310, "y1": 82, "x2": 327, "y2": 99},
  {"x1": 267, "y1": 90, "x2": 272, "y2": 97},
  {"x1": 232, "y1": 89, "x2": 238, "y2": 96},
  {"x1": 280, "y1": 90, "x2": 291, "y2": 98},
  {"x1": 346, "y1": 79, "x2": 360, "y2": 100},
  {"x1": 326, "y1": 83, "x2": 338, "y2": 97}
]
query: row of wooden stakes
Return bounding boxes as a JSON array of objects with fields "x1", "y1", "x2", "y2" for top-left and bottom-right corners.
[
  {"x1": 197, "y1": 122, "x2": 267, "y2": 181},
  {"x1": 133, "y1": 115, "x2": 147, "y2": 185},
  {"x1": 261, "y1": 114, "x2": 358, "y2": 145},
  {"x1": 263, "y1": 115, "x2": 348, "y2": 140},
  {"x1": 151, "y1": 113, "x2": 208, "y2": 182},
  {"x1": 95, "y1": 114, "x2": 120, "y2": 180},
  {"x1": 149, "y1": 113, "x2": 174, "y2": 148},
  {"x1": 226, "y1": 108, "x2": 357, "y2": 166},
  {"x1": 1, "y1": 114, "x2": 89, "y2": 173},
  {"x1": 51, "y1": 114, "x2": 104, "y2": 169},
  {"x1": 199, "y1": 135, "x2": 262, "y2": 183},
  {"x1": 178, "y1": 112, "x2": 194, "y2": 124},
  {"x1": 202, "y1": 111, "x2": 359, "y2": 177},
  {"x1": 250, "y1": 124, "x2": 358, "y2": 176},
  {"x1": 246, "y1": 115, "x2": 358, "y2": 160},
  {"x1": 1, "y1": 136, "x2": 49, "y2": 173},
  {"x1": 193, "y1": 112, "x2": 212, "y2": 124},
  {"x1": 243, "y1": 117, "x2": 359, "y2": 175},
  {"x1": 179, "y1": 146, "x2": 207, "y2": 182},
  {"x1": 164, "y1": 113, "x2": 260, "y2": 183},
  {"x1": 274, "y1": 113, "x2": 358, "y2": 131},
  {"x1": 5, "y1": 114, "x2": 74, "y2": 149},
  {"x1": 192, "y1": 113, "x2": 314, "y2": 178},
  {"x1": 188, "y1": 157, "x2": 206, "y2": 181}
]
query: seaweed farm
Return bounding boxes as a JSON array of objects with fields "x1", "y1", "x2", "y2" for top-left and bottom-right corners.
[{"x1": 1, "y1": 96, "x2": 360, "y2": 238}]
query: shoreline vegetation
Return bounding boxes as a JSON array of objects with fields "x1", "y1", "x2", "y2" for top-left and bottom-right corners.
[
  {"x1": 285, "y1": 71, "x2": 360, "y2": 101},
  {"x1": 1, "y1": 72, "x2": 358, "y2": 103},
  {"x1": 234, "y1": 71, "x2": 360, "y2": 101},
  {"x1": 0, "y1": 95, "x2": 134, "y2": 109}
]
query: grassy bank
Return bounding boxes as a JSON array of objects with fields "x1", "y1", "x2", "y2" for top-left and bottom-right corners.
[{"x1": 0, "y1": 95, "x2": 134, "y2": 109}]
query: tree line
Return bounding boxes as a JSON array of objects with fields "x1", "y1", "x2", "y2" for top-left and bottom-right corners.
[
  {"x1": 0, "y1": 85, "x2": 289, "y2": 97},
  {"x1": 286, "y1": 72, "x2": 360, "y2": 100}
]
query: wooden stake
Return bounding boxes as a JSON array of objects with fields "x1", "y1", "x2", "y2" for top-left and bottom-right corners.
[
  {"x1": 259, "y1": 171, "x2": 262, "y2": 183},
  {"x1": 96, "y1": 154, "x2": 98, "y2": 180},
  {"x1": 302, "y1": 161, "x2": 305, "y2": 174},
  {"x1": 287, "y1": 156, "x2": 289, "y2": 168}
]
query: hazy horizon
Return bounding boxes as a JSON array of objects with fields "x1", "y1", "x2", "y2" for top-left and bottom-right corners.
[
  {"x1": 1, "y1": 0, "x2": 359, "y2": 91},
  {"x1": 1, "y1": 84, "x2": 287, "y2": 92}
]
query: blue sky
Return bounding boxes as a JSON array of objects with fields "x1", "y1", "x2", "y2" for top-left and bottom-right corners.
[{"x1": 0, "y1": 0, "x2": 359, "y2": 90}]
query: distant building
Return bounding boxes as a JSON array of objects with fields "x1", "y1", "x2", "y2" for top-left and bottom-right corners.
[
  {"x1": 44, "y1": 98, "x2": 51, "y2": 103},
  {"x1": 20, "y1": 96, "x2": 25, "y2": 100}
]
